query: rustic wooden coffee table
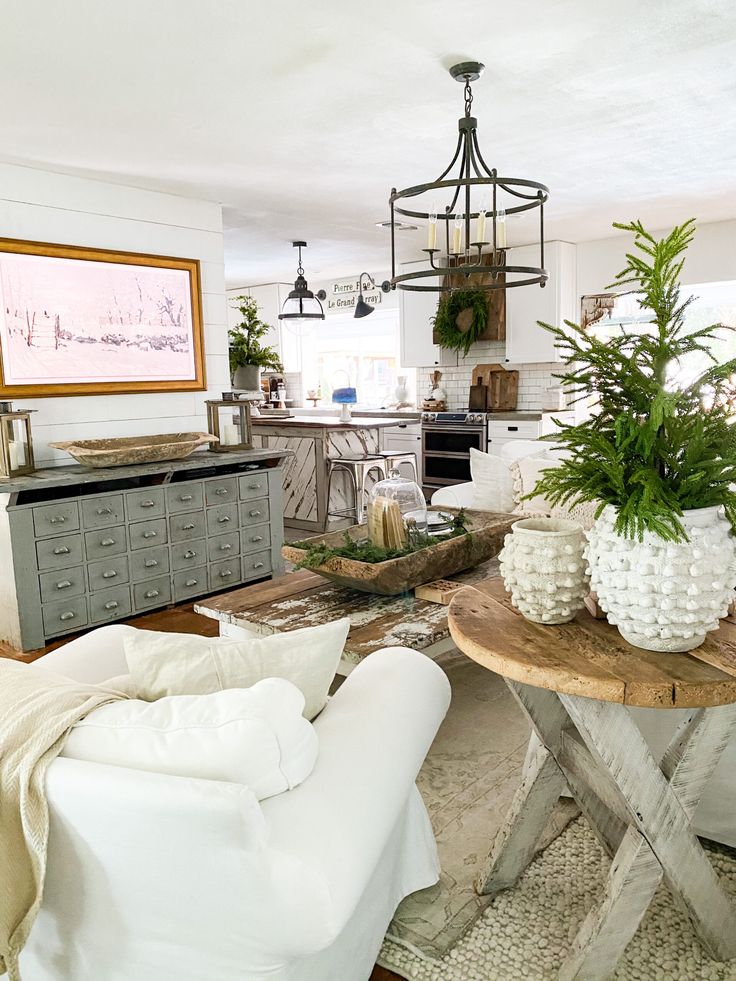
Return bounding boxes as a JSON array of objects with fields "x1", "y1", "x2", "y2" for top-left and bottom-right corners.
[
  {"x1": 448, "y1": 578, "x2": 736, "y2": 981},
  {"x1": 195, "y1": 560, "x2": 502, "y2": 675}
]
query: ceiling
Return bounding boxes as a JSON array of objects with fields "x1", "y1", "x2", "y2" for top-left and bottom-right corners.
[{"x1": 2, "y1": 0, "x2": 735, "y2": 286}]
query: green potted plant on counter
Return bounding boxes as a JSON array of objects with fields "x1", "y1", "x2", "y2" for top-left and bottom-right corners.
[
  {"x1": 229, "y1": 295, "x2": 283, "y2": 391},
  {"x1": 533, "y1": 218, "x2": 736, "y2": 653}
]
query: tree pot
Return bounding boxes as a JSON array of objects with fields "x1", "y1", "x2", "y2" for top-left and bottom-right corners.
[
  {"x1": 233, "y1": 364, "x2": 260, "y2": 391},
  {"x1": 586, "y1": 504, "x2": 736, "y2": 653}
]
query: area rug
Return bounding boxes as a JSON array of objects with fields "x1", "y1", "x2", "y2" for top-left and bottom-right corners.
[
  {"x1": 378, "y1": 648, "x2": 577, "y2": 960},
  {"x1": 379, "y1": 816, "x2": 736, "y2": 980}
]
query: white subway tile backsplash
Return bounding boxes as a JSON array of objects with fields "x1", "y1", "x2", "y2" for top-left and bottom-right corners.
[{"x1": 416, "y1": 357, "x2": 562, "y2": 411}]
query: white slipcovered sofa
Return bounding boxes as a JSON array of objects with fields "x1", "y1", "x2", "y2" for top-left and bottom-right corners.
[
  {"x1": 433, "y1": 439, "x2": 736, "y2": 848},
  {"x1": 20, "y1": 625, "x2": 451, "y2": 981}
]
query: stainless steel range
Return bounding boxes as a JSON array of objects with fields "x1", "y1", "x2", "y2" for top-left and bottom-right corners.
[{"x1": 421, "y1": 411, "x2": 487, "y2": 495}]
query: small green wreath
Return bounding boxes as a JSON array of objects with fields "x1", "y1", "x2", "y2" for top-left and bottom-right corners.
[{"x1": 432, "y1": 289, "x2": 488, "y2": 356}]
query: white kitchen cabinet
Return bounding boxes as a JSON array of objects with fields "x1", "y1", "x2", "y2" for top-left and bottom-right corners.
[
  {"x1": 382, "y1": 422, "x2": 422, "y2": 478},
  {"x1": 226, "y1": 284, "x2": 302, "y2": 372},
  {"x1": 399, "y1": 277, "x2": 441, "y2": 368},
  {"x1": 505, "y1": 242, "x2": 577, "y2": 364}
]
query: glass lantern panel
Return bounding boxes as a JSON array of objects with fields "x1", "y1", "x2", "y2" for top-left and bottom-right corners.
[
  {"x1": 217, "y1": 406, "x2": 242, "y2": 446},
  {"x1": 2, "y1": 417, "x2": 27, "y2": 471}
]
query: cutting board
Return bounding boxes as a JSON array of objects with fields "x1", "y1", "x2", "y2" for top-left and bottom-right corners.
[{"x1": 471, "y1": 363, "x2": 519, "y2": 411}]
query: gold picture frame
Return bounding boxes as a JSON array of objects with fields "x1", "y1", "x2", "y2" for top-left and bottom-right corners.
[{"x1": 0, "y1": 237, "x2": 206, "y2": 397}]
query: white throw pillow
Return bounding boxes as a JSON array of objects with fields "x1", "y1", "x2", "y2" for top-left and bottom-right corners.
[
  {"x1": 62, "y1": 679, "x2": 318, "y2": 800},
  {"x1": 511, "y1": 455, "x2": 562, "y2": 512},
  {"x1": 124, "y1": 618, "x2": 351, "y2": 721},
  {"x1": 469, "y1": 447, "x2": 516, "y2": 512}
]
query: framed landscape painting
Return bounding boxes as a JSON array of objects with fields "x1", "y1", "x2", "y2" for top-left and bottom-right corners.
[{"x1": 0, "y1": 238, "x2": 206, "y2": 397}]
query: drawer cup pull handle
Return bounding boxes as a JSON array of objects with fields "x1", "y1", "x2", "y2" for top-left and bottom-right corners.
[
  {"x1": 251, "y1": 535, "x2": 263, "y2": 543},
  {"x1": 141, "y1": 500, "x2": 156, "y2": 508},
  {"x1": 53, "y1": 546, "x2": 70, "y2": 555},
  {"x1": 253, "y1": 562, "x2": 265, "y2": 570},
  {"x1": 143, "y1": 531, "x2": 157, "y2": 539},
  {"x1": 180, "y1": 494, "x2": 193, "y2": 502},
  {"x1": 96, "y1": 507, "x2": 113, "y2": 516},
  {"x1": 144, "y1": 559, "x2": 158, "y2": 568},
  {"x1": 59, "y1": 611, "x2": 75, "y2": 622},
  {"x1": 102, "y1": 570, "x2": 118, "y2": 579},
  {"x1": 49, "y1": 516, "x2": 66, "y2": 524},
  {"x1": 218, "y1": 516, "x2": 230, "y2": 524},
  {"x1": 220, "y1": 570, "x2": 233, "y2": 578},
  {"x1": 100, "y1": 538, "x2": 115, "y2": 547},
  {"x1": 104, "y1": 601, "x2": 119, "y2": 611},
  {"x1": 247, "y1": 483, "x2": 262, "y2": 490},
  {"x1": 184, "y1": 550, "x2": 197, "y2": 559},
  {"x1": 56, "y1": 580, "x2": 72, "y2": 590},
  {"x1": 185, "y1": 578, "x2": 198, "y2": 587},
  {"x1": 144, "y1": 589, "x2": 160, "y2": 599},
  {"x1": 215, "y1": 488, "x2": 228, "y2": 496},
  {"x1": 249, "y1": 510, "x2": 262, "y2": 518},
  {"x1": 220, "y1": 543, "x2": 232, "y2": 551},
  {"x1": 182, "y1": 523, "x2": 196, "y2": 531}
]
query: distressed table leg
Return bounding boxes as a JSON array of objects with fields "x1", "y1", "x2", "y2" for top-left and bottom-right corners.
[{"x1": 561, "y1": 695, "x2": 736, "y2": 963}]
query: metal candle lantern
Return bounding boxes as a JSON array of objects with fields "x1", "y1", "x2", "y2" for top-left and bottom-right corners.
[
  {"x1": 0, "y1": 404, "x2": 35, "y2": 478},
  {"x1": 206, "y1": 399, "x2": 252, "y2": 452}
]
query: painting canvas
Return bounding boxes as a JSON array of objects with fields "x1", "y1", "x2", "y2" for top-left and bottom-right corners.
[{"x1": 0, "y1": 239, "x2": 205, "y2": 396}]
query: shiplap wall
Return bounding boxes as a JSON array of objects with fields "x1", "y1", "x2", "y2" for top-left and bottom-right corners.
[{"x1": 0, "y1": 163, "x2": 229, "y2": 466}]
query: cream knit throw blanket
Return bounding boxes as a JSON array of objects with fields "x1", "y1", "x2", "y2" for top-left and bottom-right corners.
[{"x1": 0, "y1": 659, "x2": 128, "y2": 980}]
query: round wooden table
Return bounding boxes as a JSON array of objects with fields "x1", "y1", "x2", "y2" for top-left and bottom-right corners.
[{"x1": 448, "y1": 578, "x2": 736, "y2": 981}]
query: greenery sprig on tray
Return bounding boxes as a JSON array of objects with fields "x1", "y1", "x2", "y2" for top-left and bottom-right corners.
[
  {"x1": 532, "y1": 219, "x2": 736, "y2": 543},
  {"x1": 432, "y1": 289, "x2": 488, "y2": 356},
  {"x1": 293, "y1": 510, "x2": 470, "y2": 568}
]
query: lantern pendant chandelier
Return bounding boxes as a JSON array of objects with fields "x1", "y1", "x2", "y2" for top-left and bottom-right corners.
[
  {"x1": 388, "y1": 61, "x2": 549, "y2": 293},
  {"x1": 278, "y1": 240, "x2": 327, "y2": 329}
]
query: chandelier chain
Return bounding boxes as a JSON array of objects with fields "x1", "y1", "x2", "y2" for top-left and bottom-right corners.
[{"x1": 464, "y1": 78, "x2": 473, "y2": 117}]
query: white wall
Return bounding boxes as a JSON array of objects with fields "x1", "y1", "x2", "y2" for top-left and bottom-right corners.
[{"x1": 0, "y1": 163, "x2": 228, "y2": 466}]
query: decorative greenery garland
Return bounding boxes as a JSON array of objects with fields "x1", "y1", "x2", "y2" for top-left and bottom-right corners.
[
  {"x1": 432, "y1": 289, "x2": 488, "y2": 356},
  {"x1": 292, "y1": 511, "x2": 470, "y2": 568}
]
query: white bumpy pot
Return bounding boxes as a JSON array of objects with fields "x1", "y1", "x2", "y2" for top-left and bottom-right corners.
[
  {"x1": 586, "y1": 504, "x2": 736, "y2": 653},
  {"x1": 499, "y1": 517, "x2": 590, "y2": 624}
]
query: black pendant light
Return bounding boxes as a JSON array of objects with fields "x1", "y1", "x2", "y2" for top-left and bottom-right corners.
[
  {"x1": 353, "y1": 272, "x2": 391, "y2": 318},
  {"x1": 388, "y1": 61, "x2": 549, "y2": 293},
  {"x1": 278, "y1": 241, "x2": 326, "y2": 325}
]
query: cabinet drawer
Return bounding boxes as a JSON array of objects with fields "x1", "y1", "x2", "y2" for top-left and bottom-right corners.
[
  {"x1": 171, "y1": 538, "x2": 206, "y2": 571},
  {"x1": 173, "y1": 566, "x2": 207, "y2": 601},
  {"x1": 130, "y1": 546, "x2": 170, "y2": 582},
  {"x1": 241, "y1": 524, "x2": 270, "y2": 554},
  {"x1": 133, "y1": 576, "x2": 171, "y2": 611},
  {"x1": 169, "y1": 510, "x2": 206, "y2": 543},
  {"x1": 42, "y1": 596, "x2": 88, "y2": 637},
  {"x1": 129, "y1": 517, "x2": 168, "y2": 550},
  {"x1": 208, "y1": 557, "x2": 241, "y2": 590},
  {"x1": 205, "y1": 476, "x2": 238, "y2": 506},
  {"x1": 81, "y1": 495, "x2": 125, "y2": 529},
  {"x1": 39, "y1": 566, "x2": 86, "y2": 604},
  {"x1": 84, "y1": 526, "x2": 127, "y2": 560},
  {"x1": 167, "y1": 483, "x2": 204, "y2": 513},
  {"x1": 33, "y1": 501, "x2": 80, "y2": 538},
  {"x1": 207, "y1": 531, "x2": 240, "y2": 563},
  {"x1": 240, "y1": 500, "x2": 270, "y2": 527},
  {"x1": 206, "y1": 503, "x2": 238, "y2": 535},
  {"x1": 88, "y1": 555, "x2": 130, "y2": 592},
  {"x1": 36, "y1": 534, "x2": 84, "y2": 571},
  {"x1": 90, "y1": 585, "x2": 132, "y2": 625},
  {"x1": 486, "y1": 420, "x2": 541, "y2": 440},
  {"x1": 126, "y1": 488, "x2": 165, "y2": 520},
  {"x1": 238, "y1": 474, "x2": 269, "y2": 501},
  {"x1": 242, "y1": 550, "x2": 271, "y2": 580}
]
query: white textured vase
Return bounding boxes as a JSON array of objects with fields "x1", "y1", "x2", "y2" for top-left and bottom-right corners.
[
  {"x1": 499, "y1": 518, "x2": 590, "y2": 624},
  {"x1": 586, "y1": 504, "x2": 736, "y2": 653}
]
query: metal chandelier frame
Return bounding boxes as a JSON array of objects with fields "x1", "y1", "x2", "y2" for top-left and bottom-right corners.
[{"x1": 388, "y1": 61, "x2": 549, "y2": 293}]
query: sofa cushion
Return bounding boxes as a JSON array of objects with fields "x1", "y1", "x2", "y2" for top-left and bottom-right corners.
[
  {"x1": 61, "y1": 679, "x2": 318, "y2": 799},
  {"x1": 124, "y1": 618, "x2": 351, "y2": 721},
  {"x1": 469, "y1": 447, "x2": 517, "y2": 512}
]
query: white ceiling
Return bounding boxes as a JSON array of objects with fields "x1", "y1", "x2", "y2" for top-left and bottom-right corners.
[{"x1": 2, "y1": 0, "x2": 735, "y2": 286}]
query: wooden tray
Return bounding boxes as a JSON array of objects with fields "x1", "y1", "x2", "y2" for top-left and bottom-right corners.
[
  {"x1": 50, "y1": 432, "x2": 216, "y2": 468},
  {"x1": 282, "y1": 509, "x2": 515, "y2": 596}
]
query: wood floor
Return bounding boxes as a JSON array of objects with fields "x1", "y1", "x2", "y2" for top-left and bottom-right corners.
[{"x1": 3, "y1": 606, "x2": 409, "y2": 980}]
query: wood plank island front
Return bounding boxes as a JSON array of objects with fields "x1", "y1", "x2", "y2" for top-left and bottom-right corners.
[{"x1": 251, "y1": 416, "x2": 400, "y2": 533}]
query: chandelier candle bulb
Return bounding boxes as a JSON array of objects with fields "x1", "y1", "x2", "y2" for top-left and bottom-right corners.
[
  {"x1": 496, "y1": 210, "x2": 507, "y2": 248},
  {"x1": 428, "y1": 213, "x2": 438, "y2": 249},
  {"x1": 452, "y1": 218, "x2": 463, "y2": 254},
  {"x1": 476, "y1": 210, "x2": 486, "y2": 243}
]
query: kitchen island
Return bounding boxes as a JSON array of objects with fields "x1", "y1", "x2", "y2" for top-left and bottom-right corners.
[{"x1": 251, "y1": 415, "x2": 400, "y2": 533}]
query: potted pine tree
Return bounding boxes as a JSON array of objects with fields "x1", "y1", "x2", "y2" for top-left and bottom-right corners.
[
  {"x1": 534, "y1": 219, "x2": 736, "y2": 652},
  {"x1": 229, "y1": 295, "x2": 283, "y2": 391}
]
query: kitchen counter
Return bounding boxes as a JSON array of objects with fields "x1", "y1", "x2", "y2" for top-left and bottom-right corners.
[{"x1": 252, "y1": 415, "x2": 401, "y2": 430}]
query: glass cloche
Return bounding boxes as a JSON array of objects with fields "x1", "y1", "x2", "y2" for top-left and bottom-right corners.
[{"x1": 367, "y1": 469, "x2": 427, "y2": 549}]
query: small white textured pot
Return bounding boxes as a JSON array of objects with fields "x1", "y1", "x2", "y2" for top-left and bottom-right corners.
[
  {"x1": 586, "y1": 504, "x2": 736, "y2": 653},
  {"x1": 499, "y1": 518, "x2": 590, "y2": 624}
]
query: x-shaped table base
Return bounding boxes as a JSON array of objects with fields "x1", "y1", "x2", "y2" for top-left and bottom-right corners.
[{"x1": 478, "y1": 681, "x2": 736, "y2": 981}]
